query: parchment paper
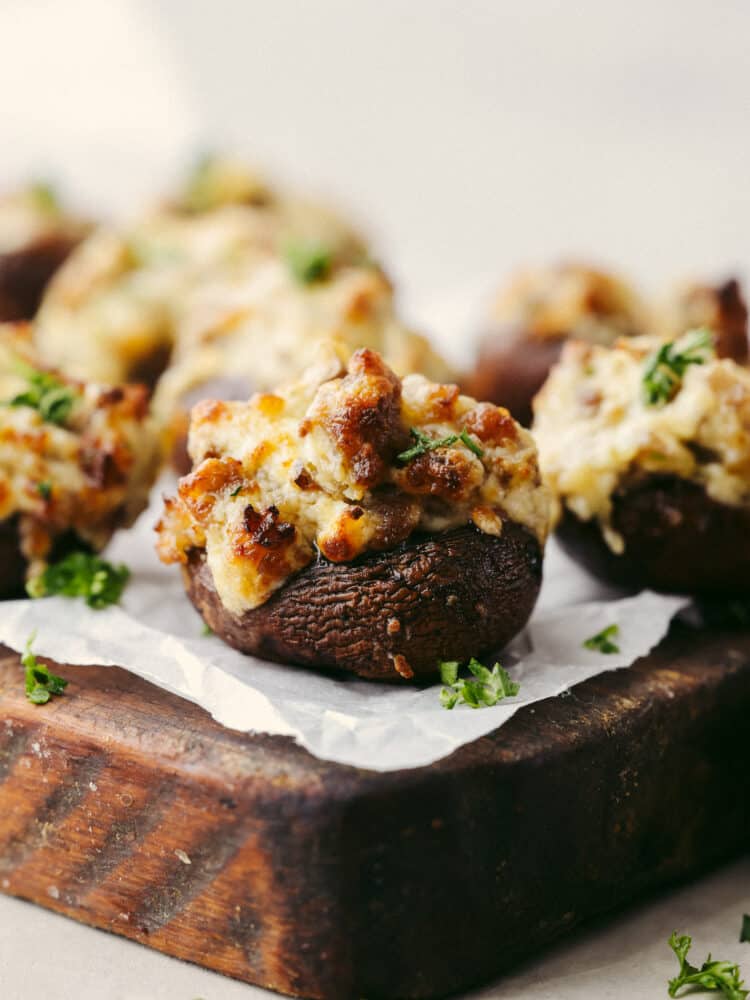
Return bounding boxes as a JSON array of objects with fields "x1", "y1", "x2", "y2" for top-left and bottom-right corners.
[{"x1": 0, "y1": 480, "x2": 687, "y2": 771}]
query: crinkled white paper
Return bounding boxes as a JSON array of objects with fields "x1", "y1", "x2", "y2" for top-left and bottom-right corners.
[{"x1": 0, "y1": 481, "x2": 688, "y2": 771}]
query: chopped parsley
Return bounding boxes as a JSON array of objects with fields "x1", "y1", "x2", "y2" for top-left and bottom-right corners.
[
  {"x1": 439, "y1": 658, "x2": 520, "y2": 709},
  {"x1": 37, "y1": 481, "x2": 52, "y2": 501},
  {"x1": 668, "y1": 931, "x2": 747, "y2": 999},
  {"x1": 642, "y1": 327, "x2": 714, "y2": 407},
  {"x1": 28, "y1": 181, "x2": 59, "y2": 214},
  {"x1": 742, "y1": 916, "x2": 750, "y2": 944},
  {"x1": 10, "y1": 363, "x2": 78, "y2": 426},
  {"x1": 583, "y1": 623, "x2": 620, "y2": 654},
  {"x1": 182, "y1": 154, "x2": 220, "y2": 213},
  {"x1": 23, "y1": 634, "x2": 68, "y2": 705},
  {"x1": 284, "y1": 240, "x2": 332, "y2": 284},
  {"x1": 27, "y1": 552, "x2": 130, "y2": 609},
  {"x1": 397, "y1": 427, "x2": 484, "y2": 464},
  {"x1": 229, "y1": 484, "x2": 243, "y2": 497},
  {"x1": 201, "y1": 622, "x2": 213, "y2": 636}
]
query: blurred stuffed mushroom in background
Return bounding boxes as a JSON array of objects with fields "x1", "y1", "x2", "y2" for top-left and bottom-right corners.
[
  {"x1": 470, "y1": 262, "x2": 648, "y2": 426},
  {"x1": 0, "y1": 184, "x2": 89, "y2": 323}
]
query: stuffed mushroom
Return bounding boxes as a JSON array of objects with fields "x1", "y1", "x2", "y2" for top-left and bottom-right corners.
[
  {"x1": 153, "y1": 246, "x2": 452, "y2": 472},
  {"x1": 0, "y1": 324, "x2": 159, "y2": 598},
  {"x1": 533, "y1": 329, "x2": 750, "y2": 594},
  {"x1": 470, "y1": 263, "x2": 647, "y2": 426},
  {"x1": 33, "y1": 156, "x2": 367, "y2": 388},
  {"x1": 156, "y1": 344, "x2": 549, "y2": 680},
  {"x1": 0, "y1": 185, "x2": 88, "y2": 322},
  {"x1": 656, "y1": 277, "x2": 748, "y2": 365}
]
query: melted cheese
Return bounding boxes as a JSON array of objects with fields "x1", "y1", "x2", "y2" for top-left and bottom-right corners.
[
  {"x1": 33, "y1": 163, "x2": 369, "y2": 387},
  {"x1": 34, "y1": 165, "x2": 451, "y2": 411},
  {"x1": 152, "y1": 256, "x2": 452, "y2": 421},
  {"x1": 491, "y1": 262, "x2": 646, "y2": 344},
  {"x1": 533, "y1": 335, "x2": 750, "y2": 551},
  {"x1": 156, "y1": 344, "x2": 549, "y2": 615},
  {"x1": 0, "y1": 325, "x2": 159, "y2": 576}
]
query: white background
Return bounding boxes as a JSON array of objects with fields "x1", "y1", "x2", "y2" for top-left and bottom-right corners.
[
  {"x1": 1, "y1": 1, "x2": 749, "y2": 997},
  {"x1": 2, "y1": 0, "x2": 749, "y2": 344}
]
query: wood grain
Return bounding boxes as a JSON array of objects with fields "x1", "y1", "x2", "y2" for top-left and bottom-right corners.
[{"x1": 0, "y1": 624, "x2": 749, "y2": 999}]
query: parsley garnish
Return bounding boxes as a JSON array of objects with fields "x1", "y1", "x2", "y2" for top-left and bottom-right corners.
[
  {"x1": 37, "y1": 481, "x2": 52, "y2": 500},
  {"x1": 23, "y1": 634, "x2": 68, "y2": 705},
  {"x1": 229, "y1": 484, "x2": 243, "y2": 497},
  {"x1": 10, "y1": 363, "x2": 78, "y2": 426},
  {"x1": 397, "y1": 427, "x2": 484, "y2": 464},
  {"x1": 583, "y1": 623, "x2": 620, "y2": 654},
  {"x1": 642, "y1": 328, "x2": 714, "y2": 407},
  {"x1": 26, "y1": 552, "x2": 130, "y2": 609},
  {"x1": 182, "y1": 154, "x2": 220, "y2": 213},
  {"x1": 439, "y1": 658, "x2": 520, "y2": 709},
  {"x1": 201, "y1": 622, "x2": 213, "y2": 636},
  {"x1": 284, "y1": 241, "x2": 332, "y2": 284},
  {"x1": 668, "y1": 931, "x2": 748, "y2": 999},
  {"x1": 741, "y1": 916, "x2": 750, "y2": 944},
  {"x1": 28, "y1": 181, "x2": 59, "y2": 214}
]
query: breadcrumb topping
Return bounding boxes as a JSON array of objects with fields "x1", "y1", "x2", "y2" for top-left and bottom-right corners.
[
  {"x1": 533, "y1": 334, "x2": 750, "y2": 552},
  {"x1": 0, "y1": 325, "x2": 159, "y2": 576},
  {"x1": 156, "y1": 344, "x2": 549, "y2": 614}
]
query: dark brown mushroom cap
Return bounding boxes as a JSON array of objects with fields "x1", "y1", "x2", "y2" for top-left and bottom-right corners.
[
  {"x1": 0, "y1": 517, "x2": 27, "y2": 600},
  {"x1": 0, "y1": 235, "x2": 80, "y2": 322},
  {"x1": 184, "y1": 520, "x2": 543, "y2": 681},
  {"x1": 710, "y1": 278, "x2": 748, "y2": 364},
  {"x1": 469, "y1": 327, "x2": 565, "y2": 427},
  {"x1": 557, "y1": 474, "x2": 750, "y2": 595}
]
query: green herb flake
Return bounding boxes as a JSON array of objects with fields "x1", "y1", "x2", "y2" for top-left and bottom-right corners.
[
  {"x1": 182, "y1": 153, "x2": 219, "y2": 213},
  {"x1": 668, "y1": 931, "x2": 748, "y2": 999},
  {"x1": 439, "y1": 658, "x2": 520, "y2": 710},
  {"x1": 741, "y1": 915, "x2": 750, "y2": 944},
  {"x1": 284, "y1": 240, "x2": 333, "y2": 284},
  {"x1": 23, "y1": 634, "x2": 68, "y2": 705},
  {"x1": 10, "y1": 362, "x2": 78, "y2": 426},
  {"x1": 201, "y1": 623, "x2": 213, "y2": 637},
  {"x1": 37, "y1": 481, "x2": 52, "y2": 501},
  {"x1": 28, "y1": 181, "x2": 60, "y2": 214},
  {"x1": 583, "y1": 623, "x2": 620, "y2": 654},
  {"x1": 642, "y1": 327, "x2": 714, "y2": 407},
  {"x1": 229, "y1": 484, "x2": 243, "y2": 497},
  {"x1": 459, "y1": 428, "x2": 484, "y2": 457},
  {"x1": 27, "y1": 552, "x2": 130, "y2": 609},
  {"x1": 397, "y1": 426, "x2": 484, "y2": 464}
]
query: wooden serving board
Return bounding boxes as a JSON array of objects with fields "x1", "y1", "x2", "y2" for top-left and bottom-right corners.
[{"x1": 0, "y1": 624, "x2": 749, "y2": 999}]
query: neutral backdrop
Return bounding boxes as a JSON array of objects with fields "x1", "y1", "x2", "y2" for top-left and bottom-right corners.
[
  {"x1": 2, "y1": 0, "x2": 749, "y2": 354},
  {"x1": 1, "y1": 1, "x2": 749, "y2": 997}
]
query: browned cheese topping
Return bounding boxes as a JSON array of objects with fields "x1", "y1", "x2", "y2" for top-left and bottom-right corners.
[
  {"x1": 156, "y1": 344, "x2": 549, "y2": 614},
  {"x1": 0, "y1": 324, "x2": 159, "y2": 576},
  {"x1": 491, "y1": 262, "x2": 646, "y2": 344}
]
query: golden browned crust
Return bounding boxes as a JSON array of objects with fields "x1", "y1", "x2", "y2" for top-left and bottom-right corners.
[
  {"x1": 156, "y1": 346, "x2": 549, "y2": 616},
  {"x1": 0, "y1": 330, "x2": 160, "y2": 579}
]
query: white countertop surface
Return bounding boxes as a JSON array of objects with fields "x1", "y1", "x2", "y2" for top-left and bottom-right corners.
[{"x1": 1, "y1": 858, "x2": 748, "y2": 999}]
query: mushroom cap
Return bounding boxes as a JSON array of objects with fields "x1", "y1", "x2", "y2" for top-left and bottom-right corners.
[
  {"x1": 557, "y1": 474, "x2": 750, "y2": 595},
  {"x1": 184, "y1": 520, "x2": 543, "y2": 681}
]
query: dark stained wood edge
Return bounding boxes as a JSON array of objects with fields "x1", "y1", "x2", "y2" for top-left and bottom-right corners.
[{"x1": 0, "y1": 624, "x2": 749, "y2": 998}]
